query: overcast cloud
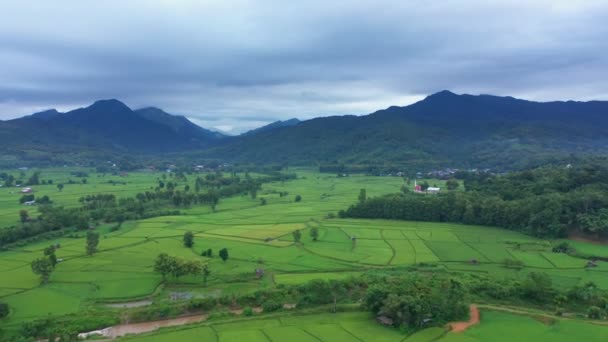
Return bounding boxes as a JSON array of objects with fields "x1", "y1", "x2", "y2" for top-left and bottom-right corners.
[{"x1": 1, "y1": 0, "x2": 608, "y2": 133}]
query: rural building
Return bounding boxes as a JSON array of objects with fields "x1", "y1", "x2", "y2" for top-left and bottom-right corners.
[
  {"x1": 23, "y1": 200, "x2": 36, "y2": 206},
  {"x1": 427, "y1": 187, "x2": 441, "y2": 194},
  {"x1": 20, "y1": 187, "x2": 33, "y2": 193}
]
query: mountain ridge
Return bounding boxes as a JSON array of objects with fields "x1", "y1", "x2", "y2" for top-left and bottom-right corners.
[{"x1": 2, "y1": 91, "x2": 608, "y2": 170}]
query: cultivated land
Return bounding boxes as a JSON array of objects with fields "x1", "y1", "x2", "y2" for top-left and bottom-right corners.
[
  {"x1": 119, "y1": 310, "x2": 608, "y2": 342},
  {"x1": 0, "y1": 168, "x2": 606, "y2": 339}
]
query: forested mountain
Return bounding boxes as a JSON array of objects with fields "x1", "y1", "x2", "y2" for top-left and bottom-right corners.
[
  {"x1": 0, "y1": 100, "x2": 225, "y2": 159},
  {"x1": 2, "y1": 91, "x2": 608, "y2": 170},
  {"x1": 203, "y1": 91, "x2": 608, "y2": 170},
  {"x1": 243, "y1": 118, "x2": 301, "y2": 135}
]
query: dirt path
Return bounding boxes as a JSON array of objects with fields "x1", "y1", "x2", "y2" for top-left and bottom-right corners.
[
  {"x1": 78, "y1": 314, "x2": 208, "y2": 339},
  {"x1": 449, "y1": 305, "x2": 480, "y2": 332},
  {"x1": 105, "y1": 299, "x2": 153, "y2": 309},
  {"x1": 568, "y1": 233, "x2": 608, "y2": 245}
]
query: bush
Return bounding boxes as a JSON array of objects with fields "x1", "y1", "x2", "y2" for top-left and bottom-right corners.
[
  {"x1": 187, "y1": 298, "x2": 216, "y2": 311},
  {"x1": 503, "y1": 259, "x2": 524, "y2": 269},
  {"x1": 0, "y1": 303, "x2": 8, "y2": 319},
  {"x1": 588, "y1": 306, "x2": 604, "y2": 319},
  {"x1": 262, "y1": 300, "x2": 282, "y2": 312},
  {"x1": 295, "y1": 195, "x2": 302, "y2": 202},
  {"x1": 243, "y1": 307, "x2": 254, "y2": 316}
]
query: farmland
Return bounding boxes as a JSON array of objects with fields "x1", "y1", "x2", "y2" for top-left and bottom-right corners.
[
  {"x1": 121, "y1": 310, "x2": 608, "y2": 342},
  {"x1": 0, "y1": 168, "x2": 606, "y2": 339}
]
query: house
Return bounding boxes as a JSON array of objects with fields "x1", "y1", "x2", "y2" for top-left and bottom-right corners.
[
  {"x1": 413, "y1": 180, "x2": 423, "y2": 193},
  {"x1": 20, "y1": 187, "x2": 33, "y2": 193},
  {"x1": 23, "y1": 200, "x2": 36, "y2": 206},
  {"x1": 427, "y1": 187, "x2": 441, "y2": 194},
  {"x1": 376, "y1": 315, "x2": 394, "y2": 326}
]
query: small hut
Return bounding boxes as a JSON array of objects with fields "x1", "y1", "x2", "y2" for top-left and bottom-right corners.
[{"x1": 376, "y1": 315, "x2": 394, "y2": 326}]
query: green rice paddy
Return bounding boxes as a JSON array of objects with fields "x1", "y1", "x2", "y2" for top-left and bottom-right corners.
[
  {"x1": 0, "y1": 168, "x2": 606, "y2": 337},
  {"x1": 120, "y1": 310, "x2": 608, "y2": 342}
]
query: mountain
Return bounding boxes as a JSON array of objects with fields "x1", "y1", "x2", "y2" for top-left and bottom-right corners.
[
  {"x1": 3, "y1": 92, "x2": 608, "y2": 170},
  {"x1": 201, "y1": 91, "x2": 608, "y2": 170},
  {"x1": 0, "y1": 99, "x2": 224, "y2": 157},
  {"x1": 134, "y1": 107, "x2": 224, "y2": 140},
  {"x1": 243, "y1": 118, "x2": 301, "y2": 135}
]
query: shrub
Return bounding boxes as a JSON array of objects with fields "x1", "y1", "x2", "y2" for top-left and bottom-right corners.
[
  {"x1": 243, "y1": 307, "x2": 254, "y2": 316},
  {"x1": 295, "y1": 195, "x2": 302, "y2": 202},
  {"x1": 588, "y1": 306, "x2": 603, "y2": 319},
  {"x1": 187, "y1": 298, "x2": 216, "y2": 311},
  {"x1": 503, "y1": 258, "x2": 524, "y2": 269},
  {"x1": 0, "y1": 303, "x2": 8, "y2": 319},
  {"x1": 262, "y1": 300, "x2": 282, "y2": 313}
]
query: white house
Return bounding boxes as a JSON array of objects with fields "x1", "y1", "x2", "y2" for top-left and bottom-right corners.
[
  {"x1": 427, "y1": 187, "x2": 441, "y2": 194},
  {"x1": 23, "y1": 200, "x2": 36, "y2": 206}
]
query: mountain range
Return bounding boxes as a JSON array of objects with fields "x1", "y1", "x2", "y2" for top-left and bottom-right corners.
[{"x1": 2, "y1": 91, "x2": 608, "y2": 170}]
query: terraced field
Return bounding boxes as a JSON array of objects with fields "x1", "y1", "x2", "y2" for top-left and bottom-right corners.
[{"x1": 0, "y1": 169, "x2": 606, "y2": 336}]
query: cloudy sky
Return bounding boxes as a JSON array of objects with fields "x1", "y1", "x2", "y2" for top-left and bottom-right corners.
[{"x1": 1, "y1": 1, "x2": 608, "y2": 134}]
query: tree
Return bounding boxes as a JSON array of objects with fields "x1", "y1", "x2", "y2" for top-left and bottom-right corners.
[
  {"x1": 202, "y1": 264, "x2": 211, "y2": 286},
  {"x1": 329, "y1": 279, "x2": 347, "y2": 313},
  {"x1": 295, "y1": 194, "x2": 302, "y2": 202},
  {"x1": 421, "y1": 181, "x2": 430, "y2": 191},
  {"x1": 209, "y1": 190, "x2": 220, "y2": 212},
  {"x1": 44, "y1": 245, "x2": 57, "y2": 267},
  {"x1": 219, "y1": 248, "x2": 229, "y2": 262},
  {"x1": 260, "y1": 197, "x2": 267, "y2": 205},
  {"x1": 358, "y1": 189, "x2": 367, "y2": 203},
  {"x1": 154, "y1": 253, "x2": 173, "y2": 280},
  {"x1": 310, "y1": 227, "x2": 319, "y2": 241},
  {"x1": 57, "y1": 183, "x2": 64, "y2": 192},
  {"x1": 0, "y1": 302, "x2": 8, "y2": 319},
  {"x1": 31, "y1": 257, "x2": 53, "y2": 284},
  {"x1": 521, "y1": 272, "x2": 553, "y2": 302},
  {"x1": 26, "y1": 171, "x2": 41, "y2": 186},
  {"x1": 446, "y1": 179, "x2": 460, "y2": 190},
  {"x1": 183, "y1": 231, "x2": 194, "y2": 248},
  {"x1": 292, "y1": 229, "x2": 302, "y2": 243},
  {"x1": 86, "y1": 231, "x2": 100, "y2": 256},
  {"x1": 19, "y1": 209, "x2": 29, "y2": 223}
]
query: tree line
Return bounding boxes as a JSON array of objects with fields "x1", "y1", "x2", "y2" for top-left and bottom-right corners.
[
  {"x1": 341, "y1": 164, "x2": 608, "y2": 238},
  {"x1": 0, "y1": 171, "x2": 297, "y2": 249}
]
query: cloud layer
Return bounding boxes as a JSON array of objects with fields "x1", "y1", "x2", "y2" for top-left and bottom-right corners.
[{"x1": 1, "y1": 0, "x2": 608, "y2": 133}]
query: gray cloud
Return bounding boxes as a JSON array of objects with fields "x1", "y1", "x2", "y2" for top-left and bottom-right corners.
[{"x1": 1, "y1": 0, "x2": 608, "y2": 133}]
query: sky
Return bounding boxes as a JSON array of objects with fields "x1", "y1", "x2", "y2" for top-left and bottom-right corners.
[{"x1": 1, "y1": 1, "x2": 608, "y2": 134}]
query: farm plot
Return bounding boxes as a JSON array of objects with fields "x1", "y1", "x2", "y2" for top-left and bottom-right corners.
[
  {"x1": 123, "y1": 312, "x2": 407, "y2": 342},
  {"x1": 438, "y1": 310, "x2": 608, "y2": 342},
  {"x1": 425, "y1": 241, "x2": 487, "y2": 262}
]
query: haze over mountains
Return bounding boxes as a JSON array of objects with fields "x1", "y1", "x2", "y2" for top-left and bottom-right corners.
[{"x1": 2, "y1": 91, "x2": 608, "y2": 170}]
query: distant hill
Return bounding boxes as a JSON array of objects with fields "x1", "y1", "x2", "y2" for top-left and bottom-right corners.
[
  {"x1": 0, "y1": 99, "x2": 224, "y2": 158},
  {"x1": 3, "y1": 92, "x2": 608, "y2": 170},
  {"x1": 201, "y1": 91, "x2": 608, "y2": 170},
  {"x1": 243, "y1": 118, "x2": 301, "y2": 135}
]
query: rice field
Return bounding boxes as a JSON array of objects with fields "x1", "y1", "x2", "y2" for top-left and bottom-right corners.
[
  {"x1": 0, "y1": 168, "x2": 606, "y2": 330},
  {"x1": 120, "y1": 310, "x2": 608, "y2": 342}
]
